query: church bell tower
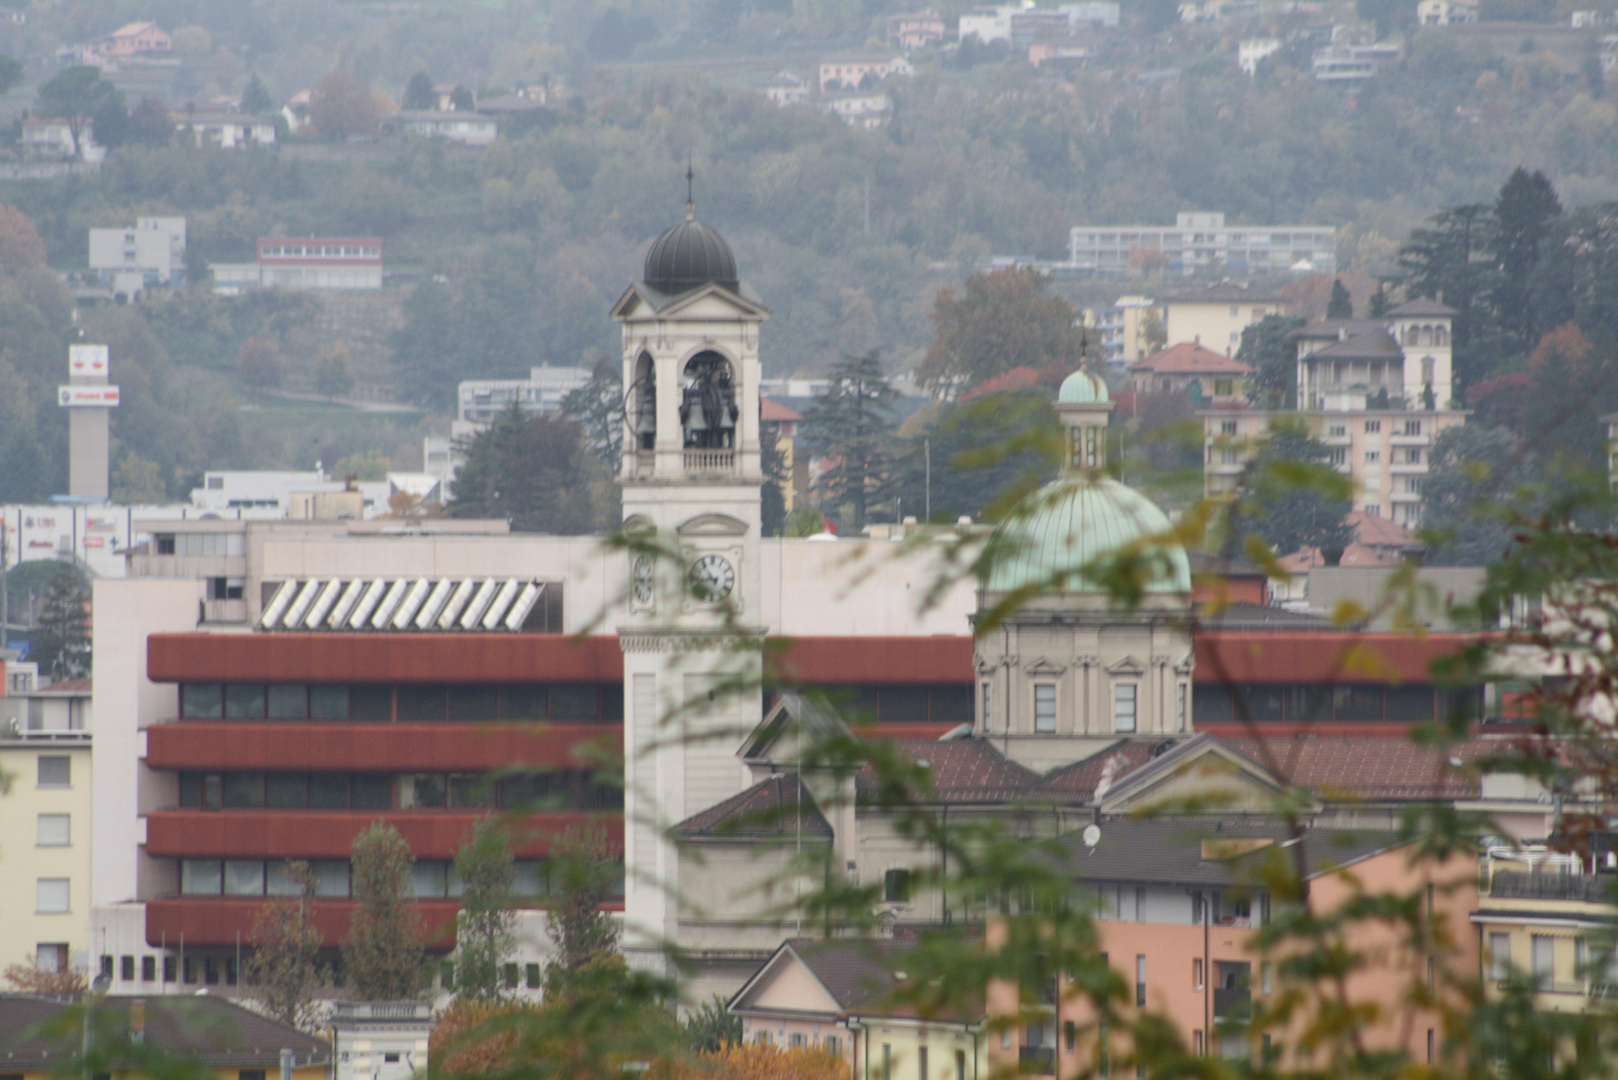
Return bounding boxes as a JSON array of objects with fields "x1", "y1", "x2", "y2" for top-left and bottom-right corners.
[{"x1": 610, "y1": 186, "x2": 770, "y2": 964}]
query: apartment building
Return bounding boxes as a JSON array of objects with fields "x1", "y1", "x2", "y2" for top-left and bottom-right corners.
[
  {"x1": 87, "y1": 216, "x2": 186, "y2": 297},
  {"x1": 1070, "y1": 213, "x2": 1335, "y2": 277},
  {"x1": 1163, "y1": 284, "x2": 1289, "y2": 355},
  {"x1": 1093, "y1": 295, "x2": 1163, "y2": 367},
  {"x1": 0, "y1": 662, "x2": 94, "y2": 978}
]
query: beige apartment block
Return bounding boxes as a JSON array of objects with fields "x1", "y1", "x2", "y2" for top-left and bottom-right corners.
[{"x1": 1162, "y1": 284, "x2": 1288, "y2": 356}]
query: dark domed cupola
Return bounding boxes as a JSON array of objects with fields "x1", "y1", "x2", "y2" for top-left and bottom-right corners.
[{"x1": 643, "y1": 202, "x2": 739, "y2": 295}]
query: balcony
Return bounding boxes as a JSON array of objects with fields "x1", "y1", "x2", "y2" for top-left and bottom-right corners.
[
  {"x1": 1018, "y1": 1047, "x2": 1056, "y2": 1074},
  {"x1": 1213, "y1": 987, "x2": 1251, "y2": 1020},
  {"x1": 1490, "y1": 870, "x2": 1614, "y2": 903},
  {"x1": 684, "y1": 448, "x2": 736, "y2": 475}
]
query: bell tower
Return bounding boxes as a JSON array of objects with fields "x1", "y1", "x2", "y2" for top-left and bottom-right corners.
[{"x1": 610, "y1": 189, "x2": 770, "y2": 965}]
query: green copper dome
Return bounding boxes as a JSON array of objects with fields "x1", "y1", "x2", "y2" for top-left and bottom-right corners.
[
  {"x1": 1058, "y1": 370, "x2": 1109, "y2": 404},
  {"x1": 983, "y1": 477, "x2": 1190, "y2": 595}
]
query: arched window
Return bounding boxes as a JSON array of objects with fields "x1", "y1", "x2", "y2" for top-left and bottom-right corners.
[
  {"x1": 627, "y1": 353, "x2": 656, "y2": 451},
  {"x1": 680, "y1": 352, "x2": 738, "y2": 450},
  {"x1": 1435, "y1": 325, "x2": 1448, "y2": 347}
]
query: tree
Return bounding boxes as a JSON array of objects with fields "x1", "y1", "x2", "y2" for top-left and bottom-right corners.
[
  {"x1": 314, "y1": 344, "x2": 356, "y2": 400},
  {"x1": 309, "y1": 71, "x2": 380, "y2": 141},
  {"x1": 917, "y1": 268, "x2": 1088, "y2": 397},
  {"x1": 236, "y1": 336, "x2": 286, "y2": 389},
  {"x1": 760, "y1": 422, "x2": 787, "y2": 537},
  {"x1": 247, "y1": 860, "x2": 323, "y2": 1032},
  {"x1": 1326, "y1": 278, "x2": 1353, "y2": 318},
  {"x1": 0, "y1": 56, "x2": 22, "y2": 98},
  {"x1": 561, "y1": 357, "x2": 623, "y2": 472},
  {"x1": 889, "y1": 393, "x2": 1059, "y2": 524},
  {"x1": 1233, "y1": 422, "x2": 1354, "y2": 557},
  {"x1": 111, "y1": 451, "x2": 165, "y2": 504},
  {"x1": 343, "y1": 821, "x2": 427, "y2": 1001},
  {"x1": 1420, "y1": 423, "x2": 1540, "y2": 565},
  {"x1": 1138, "y1": 307, "x2": 1167, "y2": 355},
  {"x1": 450, "y1": 85, "x2": 476, "y2": 112},
  {"x1": 584, "y1": 8, "x2": 658, "y2": 60},
  {"x1": 403, "y1": 71, "x2": 437, "y2": 111},
  {"x1": 35, "y1": 66, "x2": 121, "y2": 158},
  {"x1": 453, "y1": 818, "x2": 517, "y2": 1002},
  {"x1": 799, "y1": 350, "x2": 899, "y2": 533},
  {"x1": 1400, "y1": 204, "x2": 1505, "y2": 390},
  {"x1": 334, "y1": 449, "x2": 391, "y2": 481},
  {"x1": 683, "y1": 995, "x2": 743, "y2": 1052},
  {"x1": 92, "y1": 94, "x2": 128, "y2": 150},
  {"x1": 1238, "y1": 314, "x2": 1306, "y2": 409},
  {"x1": 240, "y1": 74, "x2": 275, "y2": 115},
  {"x1": 544, "y1": 825, "x2": 620, "y2": 988},
  {"x1": 0, "y1": 204, "x2": 47, "y2": 272},
  {"x1": 3, "y1": 957, "x2": 86, "y2": 995},
  {"x1": 127, "y1": 97, "x2": 173, "y2": 147},
  {"x1": 1492, "y1": 167, "x2": 1562, "y2": 353},
  {"x1": 33, "y1": 562, "x2": 89, "y2": 680},
  {"x1": 447, "y1": 404, "x2": 617, "y2": 534}
]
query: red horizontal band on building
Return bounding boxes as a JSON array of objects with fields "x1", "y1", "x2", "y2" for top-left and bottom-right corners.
[
  {"x1": 1194, "y1": 632, "x2": 1482, "y2": 685},
  {"x1": 768, "y1": 637, "x2": 975, "y2": 686},
  {"x1": 145, "y1": 810, "x2": 623, "y2": 860},
  {"x1": 146, "y1": 722, "x2": 621, "y2": 772},
  {"x1": 147, "y1": 897, "x2": 464, "y2": 950},
  {"x1": 147, "y1": 634, "x2": 626, "y2": 684}
]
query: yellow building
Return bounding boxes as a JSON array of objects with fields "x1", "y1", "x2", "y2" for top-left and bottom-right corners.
[
  {"x1": 0, "y1": 994, "x2": 330, "y2": 1080},
  {"x1": 0, "y1": 664, "x2": 94, "y2": 979},
  {"x1": 1473, "y1": 847, "x2": 1616, "y2": 1015},
  {"x1": 1162, "y1": 284, "x2": 1288, "y2": 357}
]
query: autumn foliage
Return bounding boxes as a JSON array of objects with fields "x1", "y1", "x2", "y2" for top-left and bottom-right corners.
[
  {"x1": 666, "y1": 1043, "x2": 846, "y2": 1080},
  {"x1": 4, "y1": 959, "x2": 87, "y2": 995}
]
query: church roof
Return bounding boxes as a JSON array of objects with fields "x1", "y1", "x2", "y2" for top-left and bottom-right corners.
[
  {"x1": 644, "y1": 214, "x2": 739, "y2": 294},
  {"x1": 856, "y1": 739, "x2": 1042, "y2": 804},
  {"x1": 673, "y1": 773, "x2": 833, "y2": 838}
]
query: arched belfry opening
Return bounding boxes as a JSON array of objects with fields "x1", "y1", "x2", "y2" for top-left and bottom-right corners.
[
  {"x1": 627, "y1": 352, "x2": 656, "y2": 450},
  {"x1": 681, "y1": 351, "x2": 738, "y2": 449}
]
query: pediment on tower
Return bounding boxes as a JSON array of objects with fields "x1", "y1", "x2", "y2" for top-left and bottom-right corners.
[
  {"x1": 678, "y1": 512, "x2": 749, "y2": 537},
  {"x1": 1106, "y1": 656, "x2": 1146, "y2": 676},
  {"x1": 1025, "y1": 656, "x2": 1066, "y2": 676},
  {"x1": 611, "y1": 280, "x2": 770, "y2": 322}
]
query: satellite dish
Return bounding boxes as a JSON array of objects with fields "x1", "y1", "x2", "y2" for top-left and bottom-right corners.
[{"x1": 1082, "y1": 824, "x2": 1101, "y2": 848}]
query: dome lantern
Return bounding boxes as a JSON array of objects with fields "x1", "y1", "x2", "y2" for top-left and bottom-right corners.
[{"x1": 1056, "y1": 369, "x2": 1111, "y2": 476}]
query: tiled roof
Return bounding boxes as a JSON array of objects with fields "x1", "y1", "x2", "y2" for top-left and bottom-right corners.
[
  {"x1": 1295, "y1": 318, "x2": 1391, "y2": 341},
  {"x1": 761, "y1": 397, "x2": 803, "y2": 422},
  {"x1": 1130, "y1": 342, "x2": 1253, "y2": 376},
  {"x1": 1036, "y1": 739, "x2": 1165, "y2": 799},
  {"x1": 40, "y1": 678, "x2": 92, "y2": 693},
  {"x1": 1384, "y1": 297, "x2": 1458, "y2": 317},
  {"x1": 857, "y1": 739, "x2": 1042, "y2": 804},
  {"x1": 786, "y1": 938, "x2": 908, "y2": 1009},
  {"x1": 1220, "y1": 736, "x2": 1485, "y2": 799},
  {"x1": 674, "y1": 773, "x2": 833, "y2": 838},
  {"x1": 1304, "y1": 330, "x2": 1403, "y2": 360},
  {"x1": 0, "y1": 994, "x2": 330, "y2": 1068},
  {"x1": 1348, "y1": 510, "x2": 1415, "y2": 549}
]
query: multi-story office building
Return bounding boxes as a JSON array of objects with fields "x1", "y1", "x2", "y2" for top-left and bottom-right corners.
[
  {"x1": 1069, "y1": 212, "x2": 1336, "y2": 277},
  {"x1": 211, "y1": 238, "x2": 383, "y2": 293},
  {"x1": 88, "y1": 217, "x2": 187, "y2": 297}
]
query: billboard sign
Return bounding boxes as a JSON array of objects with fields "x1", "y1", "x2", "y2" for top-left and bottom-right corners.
[
  {"x1": 69, "y1": 344, "x2": 109, "y2": 378},
  {"x1": 58, "y1": 386, "x2": 120, "y2": 407}
]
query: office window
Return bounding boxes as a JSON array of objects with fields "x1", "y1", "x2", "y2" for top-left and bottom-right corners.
[
  {"x1": 1489, "y1": 932, "x2": 1511, "y2": 981},
  {"x1": 526, "y1": 962, "x2": 541, "y2": 989},
  {"x1": 884, "y1": 869, "x2": 912, "y2": 903},
  {"x1": 163, "y1": 956, "x2": 176, "y2": 983},
  {"x1": 182, "y1": 859, "x2": 224, "y2": 895},
  {"x1": 37, "y1": 756, "x2": 70, "y2": 788},
  {"x1": 224, "y1": 860, "x2": 265, "y2": 896},
  {"x1": 141, "y1": 956, "x2": 156, "y2": 981},
  {"x1": 1114, "y1": 684, "x2": 1137, "y2": 733},
  {"x1": 120, "y1": 955, "x2": 134, "y2": 981},
  {"x1": 411, "y1": 862, "x2": 448, "y2": 898},
  {"x1": 36, "y1": 878, "x2": 70, "y2": 913},
  {"x1": 1135, "y1": 955, "x2": 1146, "y2": 1007},
  {"x1": 1033, "y1": 683, "x2": 1057, "y2": 733},
  {"x1": 37, "y1": 813, "x2": 69, "y2": 846}
]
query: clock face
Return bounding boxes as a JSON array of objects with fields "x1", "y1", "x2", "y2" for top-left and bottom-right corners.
[
  {"x1": 688, "y1": 553, "x2": 735, "y2": 603},
  {"x1": 632, "y1": 555, "x2": 654, "y2": 605}
]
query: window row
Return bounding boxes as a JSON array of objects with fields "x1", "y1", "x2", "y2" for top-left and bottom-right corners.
[
  {"x1": 101, "y1": 950, "x2": 546, "y2": 996},
  {"x1": 772, "y1": 685, "x2": 973, "y2": 727},
  {"x1": 176, "y1": 770, "x2": 623, "y2": 812},
  {"x1": 177, "y1": 857, "x2": 624, "y2": 899},
  {"x1": 1194, "y1": 683, "x2": 1481, "y2": 724},
  {"x1": 179, "y1": 682, "x2": 624, "y2": 723}
]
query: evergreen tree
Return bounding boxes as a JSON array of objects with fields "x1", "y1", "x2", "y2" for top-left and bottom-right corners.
[
  {"x1": 1238, "y1": 314, "x2": 1306, "y2": 409},
  {"x1": 1399, "y1": 204, "x2": 1504, "y2": 390},
  {"x1": 247, "y1": 861, "x2": 323, "y2": 1032},
  {"x1": 1420, "y1": 423, "x2": 1541, "y2": 565},
  {"x1": 1326, "y1": 279, "x2": 1353, "y2": 319},
  {"x1": 1493, "y1": 168, "x2": 1563, "y2": 353},
  {"x1": 452, "y1": 818, "x2": 516, "y2": 1002},
  {"x1": 343, "y1": 822, "x2": 426, "y2": 1001},
  {"x1": 798, "y1": 350, "x2": 899, "y2": 533},
  {"x1": 760, "y1": 422, "x2": 788, "y2": 537},
  {"x1": 36, "y1": 66, "x2": 121, "y2": 158},
  {"x1": 403, "y1": 72, "x2": 437, "y2": 111},
  {"x1": 450, "y1": 85, "x2": 475, "y2": 112},
  {"x1": 240, "y1": 74, "x2": 275, "y2": 114},
  {"x1": 1233, "y1": 422, "x2": 1355, "y2": 558},
  {"x1": 33, "y1": 562, "x2": 89, "y2": 680},
  {"x1": 560, "y1": 357, "x2": 624, "y2": 472},
  {"x1": 447, "y1": 403, "x2": 617, "y2": 534}
]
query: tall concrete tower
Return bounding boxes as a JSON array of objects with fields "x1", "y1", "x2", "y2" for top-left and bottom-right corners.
[
  {"x1": 611, "y1": 195, "x2": 770, "y2": 969},
  {"x1": 59, "y1": 344, "x2": 118, "y2": 500}
]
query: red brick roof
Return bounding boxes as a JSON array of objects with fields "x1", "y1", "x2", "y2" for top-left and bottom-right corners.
[
  {"x1": 1220, "y1": 735, "x2": 1487, "y2": 799},
  {"x1": 857, "y1": 738, "x2": 1041, "y2": 803},
  {"x1": 1035, "y1": 739, "x2": 1164, "y2": 799},
  {"x1": 674, "y1": 773, "x2": 833, "y2": 838},
  {"x1": 1130, "y1": 342, "x2": 1253, "y2": 376},
  {"x1": 761, "y1": 397, "x2": 803, "y2": 422}
]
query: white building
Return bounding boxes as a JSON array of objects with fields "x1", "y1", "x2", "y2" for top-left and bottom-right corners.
[
  {"x1": 760, "y1": 71, "x2": 810, "y2": 106},
  {"x1": 1312, "y1": 42, "x2": 1401, "y2": 80},
  {"x1": 1417, "y1": 0, "x2": 1478, "y2": 24},
  {"x1": 211, "y1": 237, "x2": 383, "y2": 294},
  {"x1": 88, "y1": 216, "x2": 186, "y2": 296},
  {"x1": 1238, "y1": 37, "x2": 1282, "y2": 75},
  {"x1": 174, "y1": 112, "x2": 276, "y2": 149},
  {"x1": 457, "y1": 367, "x2": 594, "y2": 427},
  {"x1": 818, "y1": 92, "x2": 892, "y2": 129},
  {"x1": 959, "y1": 3, "x2": 1118, "y2": 42},
  {"x1": 22, "y1": 119, "x2": 104, "y2": 162},
  {"x1": 817, "y1": 54, "x2": 913, "y2": 91},
  {"x1": 1069, "y1": 211, "x2": 1336, "y2": 277},
  {"x1": 384, "y1": 110, "x2": 499, "y2": 145}
]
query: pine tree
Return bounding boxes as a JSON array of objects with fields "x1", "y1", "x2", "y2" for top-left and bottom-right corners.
[
  {"x1": 33, "y1": 562, "x2": 89, "y2": 680},
  {"x1": 452, "y1": 818, "x2": 516, "y2": 1001},
  {"x1": 1492, "y1": 167, "x2": 1563, "y2": 352},
  {"x1": 402, "y1": 72, "x2": 437, "y2": 111},
  {"x1": 343, "y1": 822, "x2": 427, "y2": 1000},
  {"x1": 798, "y1": 350, "x2": 899, "y2": 533},
  {"x1": 1326, "y1": 278, "x2": 1353, "y2": 319},
  {"x1": 240, "y1": 74, "x2": 274, "y2": 115},
  {"x1": 247, "y1": 861, "x2": 323, "y2": 1031},
  {"x1": 1237, "y1": 314, "x2": 1306, "y2": 409}
]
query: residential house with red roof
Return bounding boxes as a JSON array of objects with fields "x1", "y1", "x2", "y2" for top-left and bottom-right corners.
[{"x1": 1128, "y1": 342, "x2": 1253, "y2": 404}]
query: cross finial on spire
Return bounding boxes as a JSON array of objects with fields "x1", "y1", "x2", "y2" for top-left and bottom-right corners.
[{"x1": 685, "y1": 153, "x2": 695, "y2": 221}]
